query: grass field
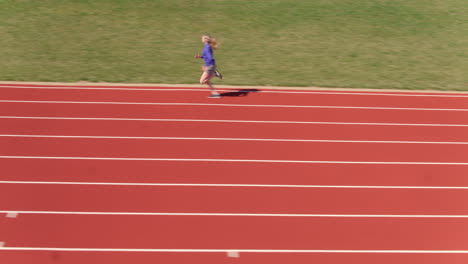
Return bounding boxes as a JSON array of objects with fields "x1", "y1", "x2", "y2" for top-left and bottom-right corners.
[{"x1": 0, "y1": 0, "x2": 467, "y2": 90}]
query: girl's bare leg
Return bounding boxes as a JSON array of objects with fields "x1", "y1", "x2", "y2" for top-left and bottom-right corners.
[
  {"x1": 207, "y1": 81, "x2": 219, "y2": 95},
  {"x1": 200, "y1": 72, "x2": 219, "y2": 95}
]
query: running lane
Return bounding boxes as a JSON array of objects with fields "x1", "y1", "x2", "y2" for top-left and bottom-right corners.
[
  {"x1": 2, "y1": 251, "x2": 468, "y2": 264},
  {"x1": 2, "y1": 119, "x2": 468, "y2": 142},
  {"x1": 2, "y1": 215, "x2": 468, "y2": 249},
  {"x1": 2, "y1": 86, "x2": 468, "y2": 109},
  {"x1": 1, "y1": 159, "x2": 468, "y2": 187},
  {"x1": 1, "y1": 137, "x2": 468, "y2": 162},
  {"x1": 1, "y1": 102, "x2": 468, "y2": 125},
  {"x1": 1, "y1": 184, "x2": 468, "y2": 215}
]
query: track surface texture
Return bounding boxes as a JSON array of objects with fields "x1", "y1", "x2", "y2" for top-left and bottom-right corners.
[{"x1": 1, "y1": 83, "x2": 468, "y2": 263}]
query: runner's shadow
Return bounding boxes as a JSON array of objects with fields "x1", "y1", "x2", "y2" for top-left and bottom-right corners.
[{"x1": 220, "y1": 89, "x2": 260, "y2": 97}]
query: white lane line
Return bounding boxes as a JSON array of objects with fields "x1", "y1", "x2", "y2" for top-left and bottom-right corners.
[
  {"x1": 1, "y1": 210, "x2": 468, "y2": 218},
  {"x1": 1, "y1": 247, "x2": 468, "y2": 253},
  {"x1": 1, "y1": 116, "x2": 468, "y2": 127},
  {"x1": 0, "y1": 156, "x2": 468, "y2": 165},
  {"x1": 1, "y1": 100, "x2": 468, "y2": 112},
  {"x1": 2, "y1": 85, "x2": 468, "y2": 98},
  {"x1": 1, "y1": 134, "x2": 467, "y2": 145},
  {"x1": 1, "y1": 181, "x2": 468, "y2": 190}
]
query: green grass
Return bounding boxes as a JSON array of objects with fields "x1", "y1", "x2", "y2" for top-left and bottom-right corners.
[{"x1": 1, "y1": 0, "x2": 467, "y2": 90}]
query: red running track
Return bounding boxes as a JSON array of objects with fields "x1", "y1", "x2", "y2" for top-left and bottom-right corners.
[{"x1": 2, "y1": 84, "x2": 468, "y2": 264}]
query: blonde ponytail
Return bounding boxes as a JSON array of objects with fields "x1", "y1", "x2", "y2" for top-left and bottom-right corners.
[
  {"x1": 202, "y1": 34, "x2": 219, "y2": 50},
  {"x1": 209, "y1": 38, "x2": 219, "y2": 50}
]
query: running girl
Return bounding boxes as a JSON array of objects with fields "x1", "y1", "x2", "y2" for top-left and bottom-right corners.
[{"x1": 195, "y1": 34, "x2": 223, "y2": 98}]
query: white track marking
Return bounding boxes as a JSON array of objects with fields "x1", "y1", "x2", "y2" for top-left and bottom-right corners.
[
  {"x1": 1, "y1": 181, "x2": 468, "y2": 190},
  {"x1": 1, "y1": 84, "x2": 468, "y2": 98},
  {"x1": 2, "y1": 100, "x2": 468, "y2": 112},
  {"x1": 6, "y1": 212, "x2": 18, "y2": 218},
  {"x1": 1, "y1": 210, "x2": 468, "y2": 218},
  {"x1": 1, "y1": 247, "x2": 468, "y2": 253},
  {"x1": 1, "y1": 134, "x2": 467, "y2": 145},
  {"x1": 227, "y1": 251, "x2": 240, "y2": 258},
  {"x1": 1, "y1": 156, "x2": 468, "y2": 165},
  {"x1": 1, "y1": 116, "x2": 468, "y2": 127}
]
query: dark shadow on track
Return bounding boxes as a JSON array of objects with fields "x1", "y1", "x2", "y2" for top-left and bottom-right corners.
[{"x1": 220, "y1": 89, "x2": 261, "y2": 97}]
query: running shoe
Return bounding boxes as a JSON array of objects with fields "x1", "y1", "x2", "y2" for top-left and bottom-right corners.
[
  {"x1": 208, "y1": 94, "x2": 222, "y2": 98},
  {"x1": 214, "y1": 70, "x2": 223, "y2": 79}
]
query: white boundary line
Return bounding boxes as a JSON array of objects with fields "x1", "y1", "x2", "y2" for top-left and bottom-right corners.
[
  {"x1": 2, "y1": 84, "x2": 468, "y2": 98},
  {"x1": 1, "y1": 100, "x2": 468, "y2": 112},
  {"x1": 0, "y1": 156, "x2": 467, "y2": 165},
  {"x1": 1, "y1": 181, "x2": 467, "y2": 190},
  {"x1": 1, "y1": 247, "x2": 468, "y2": 253},
  {"x1": 1, "y1": 134, "x2": 467, "y2": 145},
  {"x1": 1, "y1": 210, "x2": 468, "y2": 218},
  {"x1": 1, "y1": 116, "x2": 468, "y2": 127}
]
